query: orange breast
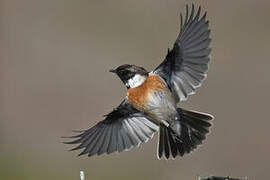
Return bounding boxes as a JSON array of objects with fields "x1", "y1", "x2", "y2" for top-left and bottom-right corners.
[{"x1": 127, "y1": 75, "x2": 166, "y2": 111}]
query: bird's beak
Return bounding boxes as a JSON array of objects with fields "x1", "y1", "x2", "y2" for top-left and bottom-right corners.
[{"x1": 109, "y1": 68, "x2": 116, "y2": 73}]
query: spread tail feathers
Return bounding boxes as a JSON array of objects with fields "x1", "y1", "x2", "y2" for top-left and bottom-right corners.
[{"x1": 158, "y1": 108, "x2": 214, "y2": 159}]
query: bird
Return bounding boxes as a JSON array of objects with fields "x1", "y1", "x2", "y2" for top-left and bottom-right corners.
[{"x1": 63, "y1": 4, "x2": 214, "y2": 159}]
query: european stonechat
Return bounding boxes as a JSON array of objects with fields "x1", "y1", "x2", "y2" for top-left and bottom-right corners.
[{"x1": 64, "y1": 4, "x2": 214, "y2": 159}]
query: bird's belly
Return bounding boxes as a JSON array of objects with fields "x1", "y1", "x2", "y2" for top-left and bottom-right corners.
[
  {"x1": 145, "y1": 90, "x2": 177, "y2": 122},
  {"x1": 128, "y1": 89, "x2": 177, "y2": 123},
  {"x1": 127, "y1": 74, "x2": 177, "y2": 123}
]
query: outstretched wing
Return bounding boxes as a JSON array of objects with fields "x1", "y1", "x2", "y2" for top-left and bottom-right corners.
[
  {"x1": 154, "y1": 4, "x2": 211, "y2": 102},
  {"x1": 63, "y1": 99, "x2": 159, "y2": 157}
]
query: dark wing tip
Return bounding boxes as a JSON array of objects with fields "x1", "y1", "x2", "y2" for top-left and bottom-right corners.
[
  {"x1": 62, "y1": 138, "x2": 81, "y2": 145},
  {"x1": 188, "y1": 4, "x2": 195, "y2": 22},
  {"x1": 195, "y1": 6, "x2": 202, "y2": 20},
  {"x1": 180, "y1": 13, "x2": 183, "y2": 29},
  {"x1": 72, "y1": 129, "x2": 85, "y2": 133},
  {"x1": 184, "y1": 4, "x2": 203, "y2": 23},
  {"x1": 61, "y1": 129, "x2": 86, "y2": 139},
  {"x1": 201, "y1": 11, "x2": 207, "y2": 21},
  {"x1": 61, "y1": 134, "x2": 82, "y2": 139},
  {"x1": 184, "y1": 4, "x2": 189, "y2": 25}
]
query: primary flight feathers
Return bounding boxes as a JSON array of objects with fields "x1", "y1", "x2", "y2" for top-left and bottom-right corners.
[
  {"x1": 64, "y1": 99, "x2": 159, "y2": 156},
  {"x1": 154, "y1": 4, "x2": 211, "y2": 102}
]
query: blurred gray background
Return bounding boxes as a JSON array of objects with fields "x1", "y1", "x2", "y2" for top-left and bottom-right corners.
[{"x1": 1, "y1": 0, "x2": 270, "y2": 179}]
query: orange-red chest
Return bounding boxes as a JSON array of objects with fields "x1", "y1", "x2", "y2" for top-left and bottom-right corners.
[{"x1": 127, "y1": 75, "x2": 167, "y2": 111}]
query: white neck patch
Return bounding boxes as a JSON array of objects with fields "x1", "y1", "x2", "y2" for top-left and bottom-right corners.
[{"x1": 126, "y1": 74, "x2": 146, "y2": 88}]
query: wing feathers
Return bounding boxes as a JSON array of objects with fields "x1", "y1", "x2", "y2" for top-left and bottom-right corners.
[
  {"x1": 63, "y1": 99, "x2": 159, "y2": 157},
  {"x1": 107, "y1": 124, "x2": 118, "y2": 154},
  {"x1": 78, "y1": 126, "x2": 103, "y2": 156},
  {"x1": 123, "y1": 120, "x2": 141, "y2": 147},
  {"x1": 185, "y1": 39, "x2": 211, "y2": 55},
  {"x1": 97, "y1": 126, "x2": 110, "y2": 155},
  {"x1": 119, "y1": 126, "x2": 133, "y2": 150},
  {"x1": 154, "y1": 4, "x2": 211, "y2": 102},
  {"x1": 88, "y1": 126, "x2": 106, "y2": 156},
  {"x1": 129, "y1": 118, "x2": 148, "y2": 142},
  {"x1": 65, "y1": 116, "x2": 158, "y2": 156},
  {"x1": 132, "y1": 118, "x2": 156, "y2": 139},
  {"x1": 116, "y1": 124, "x2": 125, "y2": 152}
]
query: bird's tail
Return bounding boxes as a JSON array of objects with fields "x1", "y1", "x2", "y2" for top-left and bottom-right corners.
[{"x1": 158, "y1": 108, "x2": 214, "y2": 159}]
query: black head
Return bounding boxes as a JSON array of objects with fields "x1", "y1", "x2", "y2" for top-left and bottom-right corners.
[{"x1": 110, "y1": 64, "x2": 148, "y2": 88}]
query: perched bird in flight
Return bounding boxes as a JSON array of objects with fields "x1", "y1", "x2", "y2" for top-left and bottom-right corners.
[{"x1": 64, "y1": 4, "x2": 214, "y2": 159}]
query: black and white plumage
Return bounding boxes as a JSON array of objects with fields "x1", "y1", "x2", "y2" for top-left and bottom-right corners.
[{"x1": 64, "y1": 4, "x2": 214, "y2": 159}]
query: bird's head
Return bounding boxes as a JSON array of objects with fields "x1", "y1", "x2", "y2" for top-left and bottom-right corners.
[{"x1": 110, "y1": 64, "x2": 148, "y2": 89}]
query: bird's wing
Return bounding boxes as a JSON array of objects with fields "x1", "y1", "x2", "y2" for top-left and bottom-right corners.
[
  {"x1": 63, "y1": 99, "x2": 159, "y2": 157},
  {"x1": 153, "y1": 4, "x2": 211, "y2": 102}
]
